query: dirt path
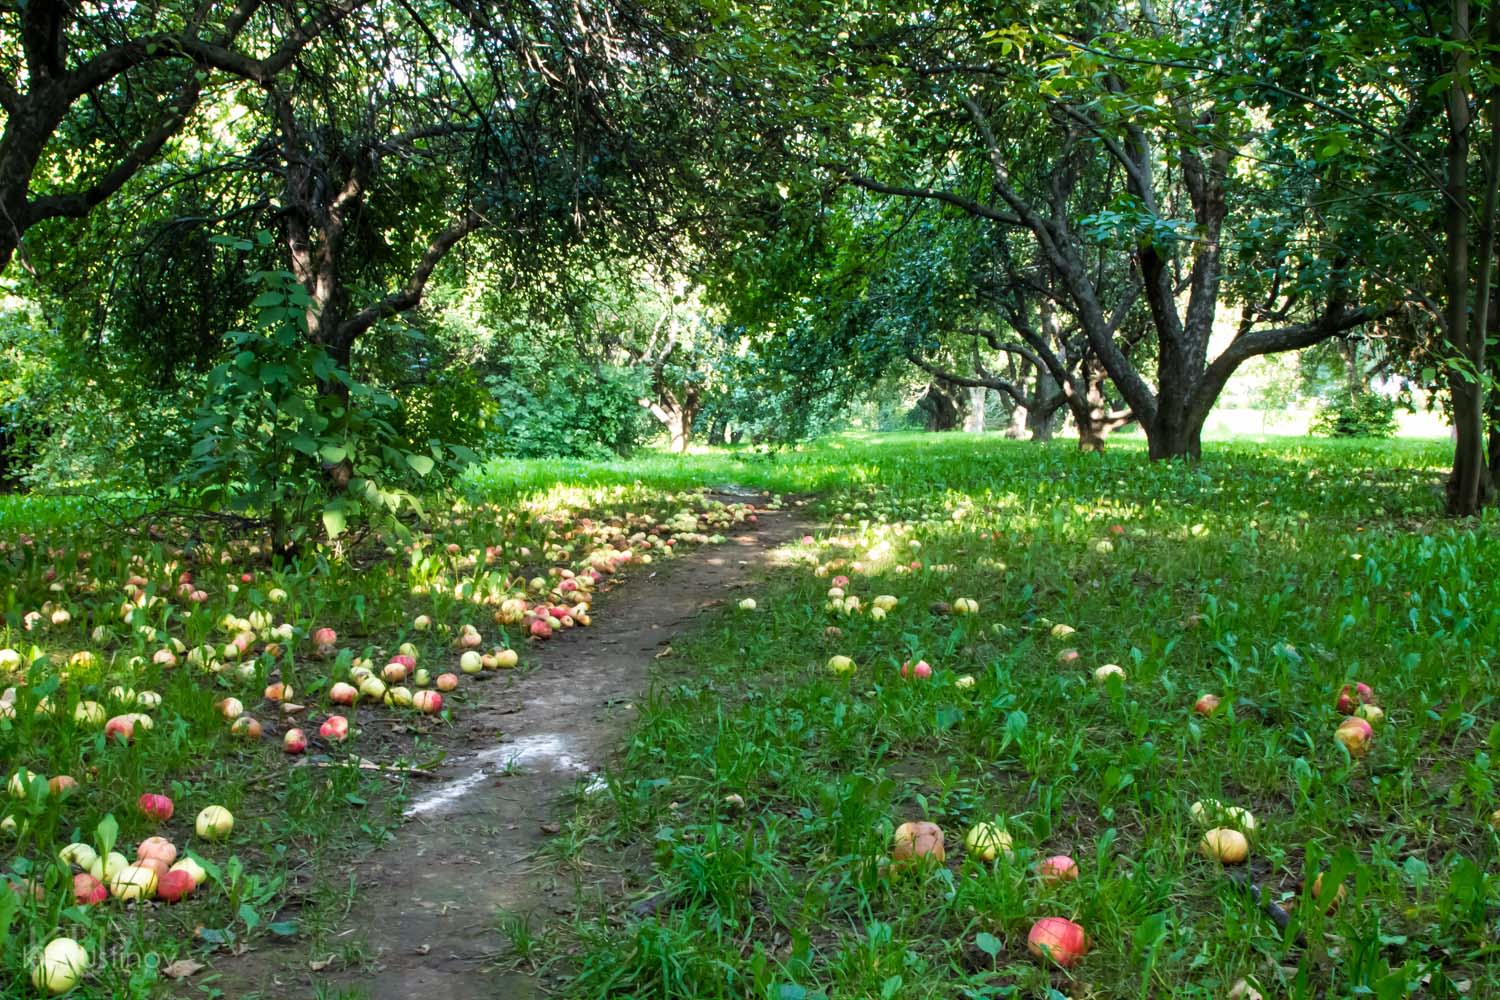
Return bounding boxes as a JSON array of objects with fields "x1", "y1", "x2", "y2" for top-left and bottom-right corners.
[{"x1": 212, "y1": 494, "x2": 807, "y2": 999}]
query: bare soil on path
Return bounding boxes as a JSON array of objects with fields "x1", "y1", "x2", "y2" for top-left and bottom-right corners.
[{"x1": 208, "y1": 493, "x2": 808, "y2": 999}]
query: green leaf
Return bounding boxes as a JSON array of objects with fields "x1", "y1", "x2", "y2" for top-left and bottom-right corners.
[
  {"x1": 405, "y1": 453, "x2": 436, "y2": 476},
  {"x1": 96, "y1": 813, "x2": 119, "y2": 859},
  {"x1": 974, "y1": 932, "x2": 1001, "y2": 960},
  {"x1": 322, "y1": 507, "x2": 347, "y2": 539},
  {"x1": 238, "y1": 902, "x2": 260, "y2": 932},
  {"x1": 319, "y1": 444, "x2": 348, "y2": 464}
]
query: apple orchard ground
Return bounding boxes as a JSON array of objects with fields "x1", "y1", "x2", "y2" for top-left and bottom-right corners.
[{"x1": 2, "y1": 433, "x2": 1498, "y2": 1000}]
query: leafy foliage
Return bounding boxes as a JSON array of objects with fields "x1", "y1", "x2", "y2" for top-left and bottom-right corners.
[
  {"x1": 1312, "y1": 394, "x2": 1400, "y2": 439},
  {"x1": 185, "y1": 262, "x2": 441, "y2": 550}
]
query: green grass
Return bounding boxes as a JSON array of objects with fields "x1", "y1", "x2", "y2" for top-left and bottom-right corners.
[
  {"x1": 1, "y1": 431, "x2": 1493, "y2": 998},
  {"x1": 537, "y1": 434, "x2": 1499, "y2": 1000},
  {"x1": 0, "y1": 470, "x2": 760, "y2": 996}
]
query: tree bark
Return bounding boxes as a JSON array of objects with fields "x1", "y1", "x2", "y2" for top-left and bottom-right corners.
[
  {"x1": 1444, "y1": 0, "x2": 1492, "y2": 515},
  {"x1": 964, "y1": 387, "x2": 987, "y2": 432}
]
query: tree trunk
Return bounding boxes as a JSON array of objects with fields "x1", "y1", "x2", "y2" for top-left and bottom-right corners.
[
  {"x1": 964, "y1": 387, "x2": 987, "y2": 432},
  {"x1": 1444, "y1": 0, "x2": 1490, "y2": 515},
  {"x1": 1146, "y1": 407, "x2": 1204, "y2": 461},
  {"x1": 916, "y1": 381, "x2": 964, "y2": 431},
  {"x1": 1006, "y1": 401, "x2": 1029, "y2": 439}
]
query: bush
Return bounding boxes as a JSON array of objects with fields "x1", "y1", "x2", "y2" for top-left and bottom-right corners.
[
  {"x1": 487, "y1": 361, "x2": 650, "y2": 459},
  {"x1": 1311, "y1": 393, "x2": 1399, "y2": 438}
]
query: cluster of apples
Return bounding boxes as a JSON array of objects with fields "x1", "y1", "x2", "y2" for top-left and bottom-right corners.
[
  {"x1": 1333, "y1": 682, "x2": 1383, "y2": 756},
  {"x1": 887, "y1": 820, "x2": 1087, "y2": 966},
  {"x1": 57, "y1": 797, "x2": 228, "y2": 911}
]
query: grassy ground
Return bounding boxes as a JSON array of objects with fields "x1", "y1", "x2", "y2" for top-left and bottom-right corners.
[
  {"x1": 0, "y1": 474, "x2": 758, "y2": 997},
  {"x1": 3, "y1": 432, "x2": 1494, "y2": 999},
  {"x1": 512, "y1": 435, "x2": 1500, "y2": 999}
]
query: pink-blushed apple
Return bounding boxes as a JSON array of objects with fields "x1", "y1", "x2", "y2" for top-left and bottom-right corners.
[
  {"x1": 319, "y1": 715, "x2": 349, "y2": 741},
  {"x1": 1039, "y1": 854, "x2": 1079, "y2": 884},
  {"x1": 1027, "y1": 917, "x2": 1088, "y2": 967},
  {"x1": 138, "y1": 793, "x2": 173, "y2": 821},
  {"x1": 282, "y1": 728, "x2": 307, "y2": 754}
]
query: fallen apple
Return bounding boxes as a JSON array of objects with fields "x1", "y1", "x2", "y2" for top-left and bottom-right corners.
[
  {"x1": 1354, "y1": 703, "x2": 1384, "y2": 725},
  {"x1": 31, "y1": 937, "x2": 88, "y2": 996},
  {"x1": 494, "y1": 648, "x2": 518, "y2": 669},
  {"x1": 73, "y1": 700, "x2": 105, "y2": 725},
  {"x1": 169, "y1": 856, "x2": 208, "y2": 886},
  {"x1": 1336, "y1": 681, "x2": 1375, "y2": 714},
  {"x1": 138, "y1": 793, "x2": 174, "y2": 822},
  {"x1": 435, "y1": 672, "x2": 459, "y2": 692},
  {"x1": 230, "y1": 715, "x2": 262, "y2": 739},
  {"x1": 103, "y1": 851, "x2": 129, "y2": 880},
  {"x1": 283, "y1": 728, "x2": 307, "y2": 754},
  {"x1": 72, "y1": 872, "x2": 107, "y2": 905},
  {"x1": 1310, "y1": 872, "x2": 1346, "y2": 913},
  {"x1": 1194, "y1": 693, "x2": 1221, "y2": 716},
  {"x1": 963, "y1": 821, "x2": 1012, "y2": 861},
  {"x1": 108, "y1": 863, "x2": 159, "y2": 900},
  {"x1": 1335, "y1": 716, "x2": 1373, "y2": 757},
  {"x1": 59, "y1": 843, "x2": 100, "y2": 872},
  {"x1": 738, "y1": 598, "x2": 757, "y2": 611},
  {"x1": 953, "y1": 598, "x2": 979, "y2": 615},
  {"x1": 827, "y1": 655, "x2": 856, "y2": 676},
  {"x1": 1039, "y1": 854, "x2": 1079, "y2": 884},
  {"x1": 1199, "y1": 827, "x2": 1249, "y2": 865},
  {"x1": 156, "y1": 867, "x2": 196, "y2": 903},
  {"x1": 1094, "y1": 663, "x2": 1126, "y2": 684},
  {"x1": 136, "y1": 836, "x2": 177, "y2": 866},
  {"x1": 413, "y1": 690, "x2": 443, "y2": 714},
  {"x1": 196, "y1": 805, "x2": 234, "y2": 840},
  {"x1": 459, "y1": 650, "x2": 483, "y2": 674},
  {"x1": 47, "y1": 775, "x2": 77, "y2": 798},
  {"x1": 7, "y1": 768, "x2": 39, "y2": 798},
  {"x1": 891, "y1": 820, "x2": 945, "y2": 865},
  {"x1": 1027, "y1": 917, "x2": 1087, "y2": 967},
  {"x1": 217, "y1": 696, "x2": 244, "y2": 720},
  {"x1": 329, "y1": 682, "x2": 358, "y2": 706},
  {"x1": 319, "y1": 715, "x2": 349, "y2": 740},
  {"x1": 900, "y1": 659, "x2": 933, "y2": 680}
]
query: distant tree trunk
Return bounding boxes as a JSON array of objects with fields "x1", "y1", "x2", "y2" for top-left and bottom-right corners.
[
  {"x1": 1443, "y1": 0, "x2": 1495, "y2": 514},
  {"x1": 1007, "y1": 400, "x2": 1029, "y2": 438},
  {"x1": 964, "y1": 387, "x2": 987, "y2": 432},
  {"x1": 643, "y1": 389, "x2": 701, "y2": 453},
  {"x1": 916, "y1": 381, "x2": 964, "y2": 431}
]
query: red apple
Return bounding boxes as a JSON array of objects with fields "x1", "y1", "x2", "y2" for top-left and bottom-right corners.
[
  {"x1": 413, "y1": 690, "x2": 443, "y2": 714},
  {"x1": 435, "y1": 672, "x2": 459, "y2": 692},
  {"x1": 319, "y1": 715, "x2": 349, "y2": 741},
  {"x1": 1027, "y1": 917, "x2": 1088, "y2": 967},
  {"x1": 1194, "y1": 694, "x2": 1221, "y2": 716},
  {"x1": 311, "y1": 627, "x2": 337, "y2": 646},
  {"x1": 138, "y1": 793, "x2": 174, "y2": 822},
  {"x1": 282, "y1": 728, "x2": 307, "y2": 754},
  {"x1": 1336, "y1": 682, "x2": 1375, "y2": 714},
  {"x1": 329, "y1": 682, "x2": 358, "y2": 706},
  {"x1": 72, "y1": 873, "x2": 107, "y2": 905},
  {"x1": 156, "y1": 868, "x2": 196, "y2": 903},
  {"x1": 1039, "y1": 854, "x2": 1079, "y2": 884}
]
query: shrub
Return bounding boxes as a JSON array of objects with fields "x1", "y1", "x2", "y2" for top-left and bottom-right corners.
[{"x1": 1311, "y1": 393, "x2": 1399, "y2": 438}]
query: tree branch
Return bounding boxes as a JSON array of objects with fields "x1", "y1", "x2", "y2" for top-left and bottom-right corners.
[
  {"x1": 908, "y1": 354, "x2": 1028, "y2": 406},
  {"x1": 837, "y1": 169, "x2": 1023, "y2": 226},
  {"x1": 26, "y1": 79, "x2": 203, "y2": 223},
  {"x1": 333, "y1": 209, "x2": 485, "y2": 346}
]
